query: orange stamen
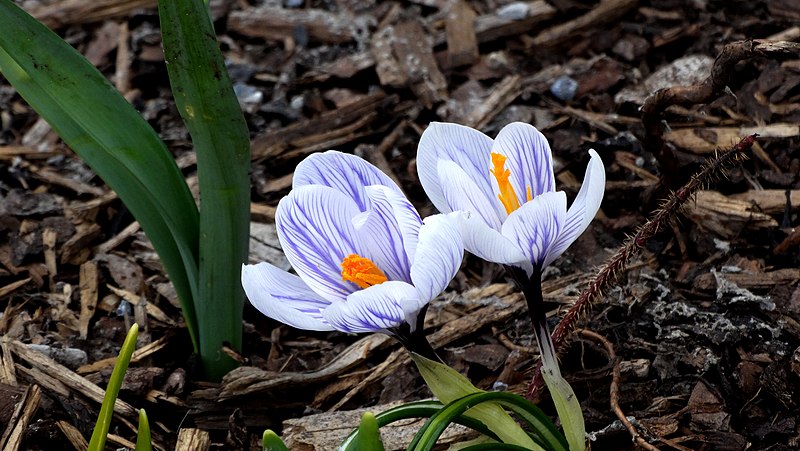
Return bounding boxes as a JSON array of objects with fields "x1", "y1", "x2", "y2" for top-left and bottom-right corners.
[
  {"x1": 490, "y1": 153, "x2": 522, "y2": 214},
  {"x1": 341, "y1": 254, "x2": 388, "y2": 289}
]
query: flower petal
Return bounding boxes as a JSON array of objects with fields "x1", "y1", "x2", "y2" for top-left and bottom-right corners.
[
  {"x1": 322, "y1": 281, "x2": 423, "y2": 333},
  {"x1": 417, "y1": 122, "x2": 497, "y2": 215},
  {"x1": 452, "y1": 210, "x2": 533, "y2": 275},
  {"x1": 410, "y1": 213, "x2": 463, "y2": 302},
  {"x1": 491, "y1": 123, "x2": 555, "y2": 200},
  {"x1": 293, "y1": 151, "x2": 402, "y2": 211},
  {"x1": 501, "y1": 191, "x2": 567, "y2": 270},
  {"x1": 437, "y1": 159, "x2": 504, "y2": 229},
  {"x1": 355, "y1": 185, "x2": 421, "y2": 282},
  {"x1": 276, "y1": 185, "x2": 365, "y2": 301},
  {"x1": 241, "y1": 262, "x2": 334, "y2": 331},
  {"x1": 543, "y1": 149, "x2": 605, "y2": 268}
]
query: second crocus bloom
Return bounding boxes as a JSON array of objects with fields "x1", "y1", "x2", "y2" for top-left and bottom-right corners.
[{"x1": 417, "y1": 122, "x2": 605, "y2": 275}]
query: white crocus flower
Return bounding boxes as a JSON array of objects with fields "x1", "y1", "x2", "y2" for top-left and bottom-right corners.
[
  {"x1": 241, "y1": 151, "x2": 463, "y2": 336},
  {"x1": 417, "y1": 121, "x2": 605, "y2": 274}
]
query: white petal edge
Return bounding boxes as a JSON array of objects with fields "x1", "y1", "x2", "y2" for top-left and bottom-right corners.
[
  {"x1": 501, "y1": 191, "x2": 567, "y2": 270},
  {"x1": 292, "y1": 150, "x2": 402, "y2": 211},
  {"x1": 410, "y1": 213, "x2": 464, "y2": 303},
  {"x1": 543, "y1": 149, "x2": 605, "y2": 268},
  {"x1": 491, "y1": 122, "x2": 556, "y2": 200},
  {"x1": 276, "y1": 185, "x2": 364, "y2": 302},
  {"x1": 438, "y1": 159, "x2": 504, "y2": 229},
  {"x1": 452, "y1": 210, "x2": 532, "y2": 275},
  {"x1": 322, "y1": 281, "x2": 423, "y2": 333},
  {"x1": 241, "y1": 263, "x2": 334, "y2": 331},
  {"x1": 417, "y1": 122, "x2": 496, "y2": 215}
]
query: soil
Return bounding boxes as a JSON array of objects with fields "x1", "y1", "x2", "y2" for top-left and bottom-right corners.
[{"x1": 1, "y1": 0, "x2": 800, "y2": 450}]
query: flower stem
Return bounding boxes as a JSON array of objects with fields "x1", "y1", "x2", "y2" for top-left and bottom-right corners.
[{"x1": 392, "y1": 305, "x2": 443, "y2": 364}]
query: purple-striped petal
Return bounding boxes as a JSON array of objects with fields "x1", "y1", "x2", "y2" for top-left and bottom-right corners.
[
  {"x1": 293, "y1": 151, "x2": 402, "y2": 211},
  {"x1": 491, "y1": 123, "x2": 555, "y2": 201},
  {"x1": 417, "y1": 122, "x2": 496, "y2": 215},
  {"x1": 543, "y1": 149, "x2": 605, "y2": 268},
  {"x1": 241, "y1": 262, "x2": 334, "y2": 331},
  {"x1": 355, "y1": 185, "x2": 418, "y2": 282},
  {"x1": 410, "y1": 213, "x2": 463, "y2": 302},
  {"x1": 501, "y1": 191, "x2": 567, "y2": 270},
  {"x1": 438, "y1": 159, "x2": 504, "y2": 229},
  {"x1": 322, "y1": 281, "x2": 423, "y2": 333},
  {"x1": 276, "y1": 185, "x2": 364, "y2": 302},
  {"x1": 452, "y1": 211, "x2": 532, "y2": 275}
]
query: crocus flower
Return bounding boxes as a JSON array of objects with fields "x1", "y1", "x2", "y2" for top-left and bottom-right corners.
[
  {"x1": 417, "y1": 122, "x2": 605, "y2": 275},
  {"x1": 241, "y1": 151, "x2": 463, "y2": 336}
]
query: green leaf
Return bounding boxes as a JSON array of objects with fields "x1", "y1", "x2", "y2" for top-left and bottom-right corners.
[
  {"x1": 262, "y1": 430, "x2": 289, "y2": 451},
  {"x1": 538, "y1": 332, "x2": 585, "y2": 451},
  {"x1": 158, "y1": 0, "x2": 251, "y2": 380},
  {"x1": 338, "y1": 400, "x2": 499, "y2": 451},
  {"x1": 88, "y1": 324, "x2": 139, "y2": 451},
  {"x1": 135, "y1": 409, "x2": 153, "y2": 451},
  {"x1": 351, "y1": 412, "x2": 385, "y2": 451},
  {"x1": 411, "y1": 354, "x2": 539, "y2": 449},
  {"x1": 409, "y1": 392, "x2": 567, "y2": 451},
  {"x1": 0, "y1": 0, "x2": 201, "y2": 347}
]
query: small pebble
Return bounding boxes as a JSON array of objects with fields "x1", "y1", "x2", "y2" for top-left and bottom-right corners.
[
  {"x1": 116, "y1": 299, "x2": 132, "y2": 317},
  {"x1": 550, "y1": 76, "x2": 578, "y2": 101},
  {"x1": 28, "y1": 344, "x2": 88, "y2": 370},
  {"x1": 497, "y1": 2, "x2": 529, "y2": 20}
]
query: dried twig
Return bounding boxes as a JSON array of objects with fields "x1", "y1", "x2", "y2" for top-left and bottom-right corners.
[
  {"x1": 578, "y1": 329, "x2": 660, "y2": 451},
  {"x1": 527, "y1": 134, "x2": 757, "y2": 400},
  {"x1": 641, "y1": 40, "x2": 800, "y2": 189}
]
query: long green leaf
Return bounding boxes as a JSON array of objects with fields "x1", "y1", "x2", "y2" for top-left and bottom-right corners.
[
  {"x1": 338, "y1": 401, "x2": 500, "y2": 451},
  {"x1": 88, "y1": 324, "x2": 139, "y2": 451},
  {"x1": 158, "y1": 0, "x2": 251, "y2": 379},
  {"x1": 410, "y1": 392, "x2": 568, "y2": 451},
  {"x1": 0, "y1": 1, "x2": 201, "y2": 346}
]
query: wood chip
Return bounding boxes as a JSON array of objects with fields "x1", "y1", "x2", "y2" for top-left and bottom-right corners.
[
  {"x1": 373, "y1": 20, "x2": 447, "y2": 108},
  {"x1": 29, "y1": 0, "x2": 156, "y2": 28},
  {"x1": 0, "y1": 278, "x2": 31, "y2": 300},
  {"x1": 77, "y1": 333, "x2": 171, "y2": 374},
  {"x1": 666, "y1": 123, "x2": 800, "y2": 153},
  {"x1": 56, "y1": 420, "x2": 89, "y2": 451},
  {"x1": 176, "y1": 428, "x2": 210, "y2": 451},
  {"x1": 78, "y1": 261, "x2": 99, "y2": 340},
  {"x1": 684, "y1": 190, "x2": 778, "y2": 238},
  {"x1": 0, "y1": 384, "x2": 41, "y2": 451},
  {"x1": 445, "y1": 0, "x2": 479, "y2": 68},
  {"x1": 527, "y1": 0, "x2": 638, "y2": 48},
  {"x1": 228, "y1": 6, "x2": 369, "y2": 44},
  {"x1": 6, "y1": 339, "x2": 138, "y2": 418}
]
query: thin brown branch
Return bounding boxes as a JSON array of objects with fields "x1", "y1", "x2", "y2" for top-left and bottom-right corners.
[
  {"x1": 641, "y1": 40, "x2": 800, "y2": 189},
  {"x1": 578, "y1": 329, "x2": 660, "y2": 451},
  {"x1": 527, "y1": 134, "x2": 757, "y2": 400}
]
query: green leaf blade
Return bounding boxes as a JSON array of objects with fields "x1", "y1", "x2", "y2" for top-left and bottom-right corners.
[
  {"x1": 0, "y1": 0, "x2": 201, "y2": 345},
  {"x1": 158, "y1": 0, "x2": 251, "y2": 380}
]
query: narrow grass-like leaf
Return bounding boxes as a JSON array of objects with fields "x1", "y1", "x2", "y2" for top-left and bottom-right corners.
[
  {"x1": 337, "y1": 400, "x2": 500, "y2": 451},
  {"x1": 135, "y1": 409, "x2": 153, "y2": 451},
  {"x1": 88, "y1": 324, "x2": 139, "y2": 451},
  {"x1": 0, "y1": 0, "x2": 201, "y2": 346},
  {"x1": 158, "y1": 0, "x2": 251, "y2": 380},
  {"x1": 409, "y1": 392, "x2": 568, "y2": 451},
  {"x1": 262, "y1": 430, "x2": 289, "y2": 451}
]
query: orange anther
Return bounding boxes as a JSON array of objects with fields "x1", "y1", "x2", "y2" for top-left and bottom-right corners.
[
  {"x1": 341, "y1": 254, "x2": 388, "y2": 289},
  {"x1": 491, "y1": 153, "x2": 523, "y2": 214}
]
